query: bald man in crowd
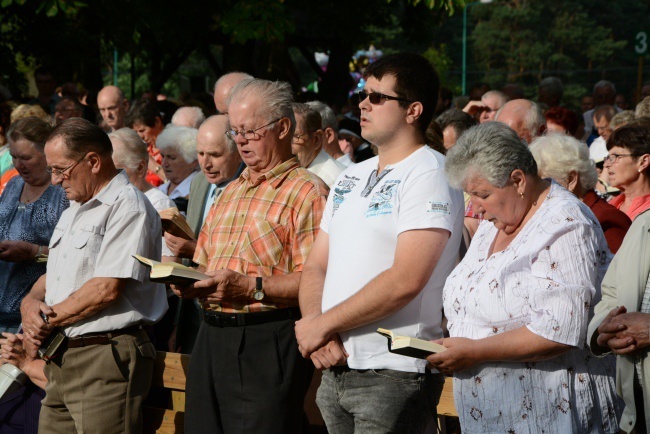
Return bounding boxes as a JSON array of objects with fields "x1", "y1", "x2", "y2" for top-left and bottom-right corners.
[
  {"x1": 97, "y1": 85, "x2": 130, "y2": 132},
  {"x1": 462, "y1": 90, "x2": 509, "y2": 123},
  {"x1": 213, "y1": 72, "x2": 254, "y2": 114},
  {"x1": 164, "y1": 114, "x2": 244, "y2": 352},
  {"x1": 171, "y1": 106, "x2": 206, "y2": 129},
  {"x1": 494, "y1": 99, "x2": 547, "y2": 145}
]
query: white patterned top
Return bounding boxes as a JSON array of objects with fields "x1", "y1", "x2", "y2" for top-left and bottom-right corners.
[{"x1": 444, "y1": 182, "x2": 622, "y2": 433}]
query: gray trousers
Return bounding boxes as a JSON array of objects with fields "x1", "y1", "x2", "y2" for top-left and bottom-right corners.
[{"x1": 317, "y1": 366, "x2": 444, "y2": 434}]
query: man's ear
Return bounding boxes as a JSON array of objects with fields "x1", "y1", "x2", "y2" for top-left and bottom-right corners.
[
  {"x1": 313, "y1": 130, "x2": 325, "y2": 151},
  {"x1": 277, "y1": 117, "x2": 292, "y2": 140},
  {"x1": 405, "y1": 102, "x2": 424, "y2": 126},
  {"x1": 87, "y1": 152, "x2": 102, "y2": 174}
]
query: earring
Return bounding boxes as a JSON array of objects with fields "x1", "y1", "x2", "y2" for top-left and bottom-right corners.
[{"x1": 519, "y1": 191, "x2": 524, "y2": 198}]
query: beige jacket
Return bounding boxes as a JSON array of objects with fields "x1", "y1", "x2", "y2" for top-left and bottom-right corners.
[{"x1": 588, "y1": 210, "x2": 650, "y2": 432}]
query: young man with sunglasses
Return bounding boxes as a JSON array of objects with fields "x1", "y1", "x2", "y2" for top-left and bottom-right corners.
[{"x1": 296, "y1": 52, "x2": 464, "y2": 433}]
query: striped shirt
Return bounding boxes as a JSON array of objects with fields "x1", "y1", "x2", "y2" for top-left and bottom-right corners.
[{"x1": 194, "y1": 157, "x2": 328, "y2": 313}]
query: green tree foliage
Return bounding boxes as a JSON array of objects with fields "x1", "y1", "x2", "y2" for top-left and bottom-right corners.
[{"x1": 463, "y1": 0, "x2": 647, "y2": 107}]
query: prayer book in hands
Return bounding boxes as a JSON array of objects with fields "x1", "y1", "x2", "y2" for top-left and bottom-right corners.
[
  {"x1": 376, "y1": 328, "x2": 447, "y2": 359},
  {"x1": 132, "y1": 254, "x2": 209, "y2": 285},
  {"x1": 159, "y1": 207, "x2": 195, "y2": 240}
]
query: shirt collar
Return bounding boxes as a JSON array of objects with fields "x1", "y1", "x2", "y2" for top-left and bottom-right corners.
[
  {"x1": 240, "y1": 157, "x2": 300, "y2": 189},
  {"x1": 87, "y1": 170, "x2": 130, "y2": 206}
]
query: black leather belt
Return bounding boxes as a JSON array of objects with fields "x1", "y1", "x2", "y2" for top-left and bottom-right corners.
[
  {"x1": 66, "y1": 325, "x2": 143, "y2": 348},
  {"x1": 203, "y1": 307, "x2": 301, "y2": 327}
]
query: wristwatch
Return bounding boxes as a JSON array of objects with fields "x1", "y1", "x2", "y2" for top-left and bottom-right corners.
[{"x1": 252, "y1": 276, "x2": 265, "y2": 301}]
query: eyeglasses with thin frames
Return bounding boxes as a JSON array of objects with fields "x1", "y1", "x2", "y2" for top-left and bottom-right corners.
[
  {"x1": 604, "y1": 153, "x2": 640, "y2": 164},
  {"x1": 226, "y1": 118, "x2": 283, "y2": 140},
  {"x1": 357, "y1": 90, "x2": 413, "y2": 105},
  {"x1": 46, "y1": 154, "x2": 87, "y2": 179},
  {"x1": 292, "y1": 130, "x2": 319, "y2": 143}
]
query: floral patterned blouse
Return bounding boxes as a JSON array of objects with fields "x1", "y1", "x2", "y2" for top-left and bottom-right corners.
[{"x1": 444, "y1": 182, "x2": 622, "y2": 433}]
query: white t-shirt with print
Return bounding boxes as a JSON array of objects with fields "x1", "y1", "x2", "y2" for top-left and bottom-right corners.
[{"x1": 321, "y1": 145, "x2": 464, "y2": 373}]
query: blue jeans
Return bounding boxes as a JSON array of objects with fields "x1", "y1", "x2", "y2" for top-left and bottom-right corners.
[{"x1": 316, "y1": 366, "x2": 444, "y2": 434}]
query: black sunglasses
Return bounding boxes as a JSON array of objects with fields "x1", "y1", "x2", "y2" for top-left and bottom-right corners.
[{"x1": 357, "y1": 90, "x2": 413, "y2": 105}]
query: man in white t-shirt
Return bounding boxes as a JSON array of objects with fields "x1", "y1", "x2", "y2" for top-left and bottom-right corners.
[{"x1": 296, "y1": 53, "x2": 464, "y2": 433}]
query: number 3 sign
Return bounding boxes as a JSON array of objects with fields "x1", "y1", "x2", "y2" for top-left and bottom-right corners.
[{"x1": 636, "y1": 32, "x2": 648, "y2": 55}]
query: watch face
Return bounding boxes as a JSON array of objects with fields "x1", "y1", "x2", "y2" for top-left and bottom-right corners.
[{"x1": 253, "y1": 290, "x2": 264, "y2": 301}]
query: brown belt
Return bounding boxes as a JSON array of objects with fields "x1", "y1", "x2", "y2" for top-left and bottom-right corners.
[{"x1": 65, "y1": 325, "x2": 143, "y2": 349}]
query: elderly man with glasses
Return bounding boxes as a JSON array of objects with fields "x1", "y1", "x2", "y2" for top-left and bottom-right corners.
[
  {"x1": 291, "y1": 102, "x2": 346, "y2": 187},
  {"x1": 173, "y1": 78, "x2": 328, "y2": 434},
  {"x1": 20, "y1": 117, "x2": 167, "y2": 433}
]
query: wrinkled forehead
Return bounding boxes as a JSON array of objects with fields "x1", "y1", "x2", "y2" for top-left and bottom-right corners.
[{"x1": 228, "y1": 95, "x2": 267, "y2": 127}]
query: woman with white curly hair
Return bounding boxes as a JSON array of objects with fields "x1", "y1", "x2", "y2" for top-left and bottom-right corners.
[
  {"x1": 155, "y1": 125, "x2": 200, "y2": 209},
  {"x1": 530, "y1": 133, "x2": 631, "y2": 253}
]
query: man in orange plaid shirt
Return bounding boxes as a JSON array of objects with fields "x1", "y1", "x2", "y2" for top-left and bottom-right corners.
[{"x1": 174, "y1": 78, "x2": 328, "y2": 433}]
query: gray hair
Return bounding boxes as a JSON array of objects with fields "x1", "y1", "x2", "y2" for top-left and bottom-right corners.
[
  {"x1": 306, "y1": 101, "x2": 338, "y2": 132},
  {"x1": 524, "y1": 101, "x2": 546, "y2": 139},
  {"x1": 594, "y1": 80, "x2": 616, "y2": 94},
  {"x1": 171, "y1": 106, "x2": 206, "y2": 129},
  {"x1": 494, "y1": 99, "x2": 546, "y2": 142},
  {"x1": 610, "y1": 110, "x2": 636, "y2": 130},
  {"x1": 227, "y1": 79, "x2": 296, "y2": 133},
  {"x1": 445, "y1": 122, "x2": 537, "y2": 189},
  {"x1": 109, "y1": 128, "x2": 148, "y2": 170},
  {"x1": 482, "y1": 90, "x2": 509, "y2": 108},
  {"x1": 292, "y1": 103, "x2": 322, "y2": 133},
  {"x1": 636, "y1": 96, "x2": 650, "y2": 119},
  {"x1": 156, "y1": 125, "x2": 198, "y2": 163},
  {"x1": 529, "y1": 133, "x2": 597, "y2": 192}
]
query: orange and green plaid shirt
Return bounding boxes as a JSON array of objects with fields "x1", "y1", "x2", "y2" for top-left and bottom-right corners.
[{"x1": 194, "y1": 157, "x2": 328, "y2": 313}]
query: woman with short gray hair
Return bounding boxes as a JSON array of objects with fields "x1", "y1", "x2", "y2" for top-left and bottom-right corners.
[
  {"x1": 428, "y1": 122, "x2": 622, "y2": 432},
  {"x1": 110, "y1": 128, "x2": 178, "y2": 219},
  {"x1": 530, "y1": 133, "x2": 630, "y2": 252},
  {"x1": 155, "y1": 125, "x2": 199, "y2": 204}
]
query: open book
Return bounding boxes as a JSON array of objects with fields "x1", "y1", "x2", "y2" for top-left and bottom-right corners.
[
  {"x1": 376, "y1": 328, "x2": 447, "y2": 359},
  {"x1": 159, "y1": 207, "x2": 195, "y2": 240},
  {"x1": 133, "y1": 254, "x2": 209, "y2": 285}
]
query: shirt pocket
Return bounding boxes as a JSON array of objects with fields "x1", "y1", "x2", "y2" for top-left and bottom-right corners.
[
  {"x1": 48, "y1": 227, "x2": 65, "y2": 250},
  {"x1": 240, "y1": 220, "x2": 287, "y2": 273}
]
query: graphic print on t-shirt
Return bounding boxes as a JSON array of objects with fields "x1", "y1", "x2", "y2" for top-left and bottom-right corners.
[
  {"x1": 333, "y1": 175, "x2": 359, "y2": 214},
  {"x1": 366, "y1": 180, "x2": 400, "y2": 218}
]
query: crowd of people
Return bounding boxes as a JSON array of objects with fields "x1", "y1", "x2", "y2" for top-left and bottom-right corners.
[{"x1": 0, "y1": 54, "x2": 649, "y2": 434}]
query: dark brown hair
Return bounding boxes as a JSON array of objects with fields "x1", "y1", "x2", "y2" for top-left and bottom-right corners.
[{"x1": 48, "y1": 117, "x2": 112, "y2": 157}]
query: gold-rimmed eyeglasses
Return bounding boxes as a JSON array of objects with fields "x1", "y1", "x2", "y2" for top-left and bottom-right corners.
[
  {"x1": 226, "y1": 118, "x2": 283, "y2": 140},
  {"x1": 46, "y1": 154, "x2": 87, "y2": 179}
]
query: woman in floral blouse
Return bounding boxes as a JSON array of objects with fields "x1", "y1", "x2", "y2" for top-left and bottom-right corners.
[{"x1": 427, "y1": 122, "x2": 622, "y2": 433}]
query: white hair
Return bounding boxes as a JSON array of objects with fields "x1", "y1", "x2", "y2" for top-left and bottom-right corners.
[
  {"x1": 529, "y1": 133, "x2": 598, "y2": 192},
  {"x1": 109, "y1": 128, "x2": 148, "y2": 170},
  {"x1": 156, "y1": 125, "x2": 198, "y2": 163},
  {"x1": 636, "y1": 96, "x2": 650, "y2": 119},
  {"x1": 481, "y1": 90, "x2": 509, "y2": 108},
  {"x1": 227, "y1": 79, "x2": 296, "y2": 133},
  {"x1": 171, "y1": 106, "x2": 206, "y2": 129}
]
